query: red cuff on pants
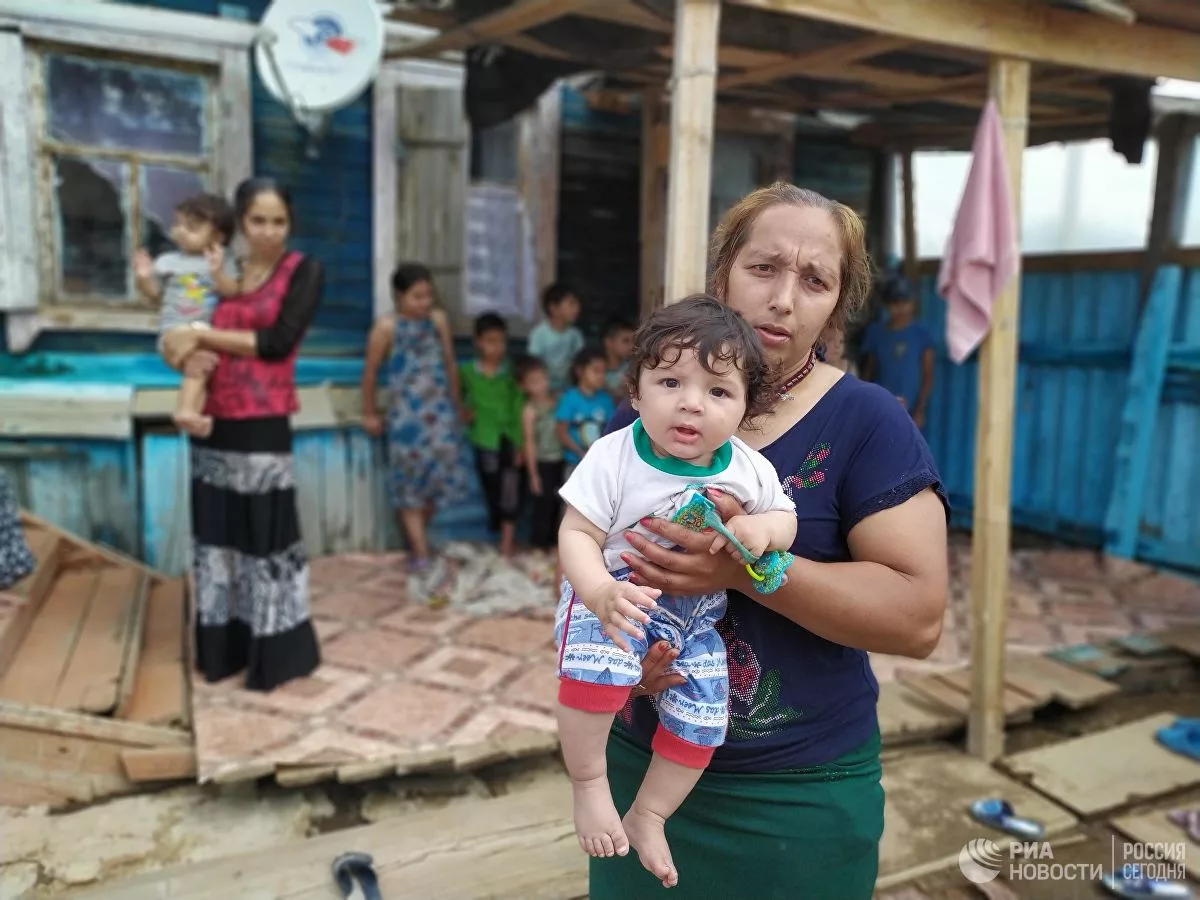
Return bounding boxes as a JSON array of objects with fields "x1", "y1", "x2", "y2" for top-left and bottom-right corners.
[
  {"x1": 652, "y1": 725, "x2": 715, "y2": 769},
  {"x1": 558, "y1": 678, "x2": 631, "y2": 713}
]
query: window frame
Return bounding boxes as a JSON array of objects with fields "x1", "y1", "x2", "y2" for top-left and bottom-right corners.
[{"x1": 0, "y1": 4, "x2": 253, "y2": 347}]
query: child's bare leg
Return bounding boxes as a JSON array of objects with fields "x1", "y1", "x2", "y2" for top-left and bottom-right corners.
[
  {"x1": 499, "y1": 520, "x2": 516, "y2": 557},
  {"x1": 623, "y1": 753, "x2": 703, "y2": 888},
  {"x1": 172, "y1": 353, "x2": 213, "y2": 438},
  {"x1": 556, "y1": 704, "x2": 629, "y2": 858},
  {"x1": 398, "y1": 508, "x2": 431, "y2": 562}
]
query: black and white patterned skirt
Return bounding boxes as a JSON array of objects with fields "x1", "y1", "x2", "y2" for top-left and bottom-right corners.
[
  {"x1": 191, "y1": 416, "x2": 320, "y2": 691},
  {"x1": 0, "y1": 471, "x2": 34, "y2": 591}
]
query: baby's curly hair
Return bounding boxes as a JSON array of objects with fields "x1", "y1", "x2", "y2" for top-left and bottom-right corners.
[{"x1": 625, "y1": 294, "x2": 777, "y2": 428}]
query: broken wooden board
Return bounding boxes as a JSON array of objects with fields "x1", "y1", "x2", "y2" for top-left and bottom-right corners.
[
  {"x1": 1156, "y1": 626, "x2": 1200, "y2": 660},
  {"x1": 121, "y1": 578, "x2": 188, "y2": 728},
  {"x1": 878, "y1": 680, "x2": 964, "y2": 746},
  {"x1": 900, "y1": 666, "x2": 1043, "y2": 723},
  {"x1": 1110, "y1": 806, "x2": 1200, "y2": 881},
  {"x1": 1005, "y1": 652, "x2": 1120, "y2": 709},
  {"x1": 877, "y1": 747, "x2": 1078, "y2": 890},
  {"x1": 999, "y1": 713, "x2": 1200, "y2": 817},
  {"x1": 0, "y1": 701, "x2": 189, "y2": 808},
  {"x1": 74, "y1": 777, "x2": 584, "y2": 900}
]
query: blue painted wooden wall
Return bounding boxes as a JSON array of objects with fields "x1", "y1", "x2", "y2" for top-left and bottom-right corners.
[{"x1": 913, "y1": 264, "x2": 1200, "y2": 574}]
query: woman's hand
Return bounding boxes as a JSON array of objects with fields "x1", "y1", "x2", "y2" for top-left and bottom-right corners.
[
  {"x1": 161, "y1": 327, "x2": 201, "y2": 369},
  {"x1": 632, "y1": 640, "x2": 686, "y2": 697},
  {"x1": 621, "y1": 488, "x2": 750, "y2": 596}
]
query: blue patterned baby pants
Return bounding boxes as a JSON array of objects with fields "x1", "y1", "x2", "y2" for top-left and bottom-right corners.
[{"x1": 554, "y1": 567, "x2": 729, "y2": 763}]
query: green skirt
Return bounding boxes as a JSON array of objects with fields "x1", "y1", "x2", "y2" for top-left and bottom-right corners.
[{"x1": 588, "y1": 727, "x2": 884, "y2": 900}]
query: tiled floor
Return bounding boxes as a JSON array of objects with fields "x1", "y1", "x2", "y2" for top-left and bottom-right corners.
[{"x1": 190, "y1": 535, "x2": 1200, "y2": 782}]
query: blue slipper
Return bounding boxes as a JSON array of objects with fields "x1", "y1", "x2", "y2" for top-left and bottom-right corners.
[
  {"x1": 969, "y1": 798, "x2": 1046, "y2": 839},
  {"x1": 1156, "y1": 718, "x2": 1200, "y2": 762},
  {"x1": 1100, "y1": 872, "x2": 1193, "y2": 898}
]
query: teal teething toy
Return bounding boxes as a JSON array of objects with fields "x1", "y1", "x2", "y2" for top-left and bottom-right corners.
[{"x1": 670, "y1": 491, "x2": 792, "y2": 594}]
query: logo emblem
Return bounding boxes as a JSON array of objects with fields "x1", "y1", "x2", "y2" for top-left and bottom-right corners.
[
  {"x1": 958, "y1": 838, "x2": 1004, "y2": 884},
  {"x1": 291, "y1": 14, "x2": 357, "y2": 55}
]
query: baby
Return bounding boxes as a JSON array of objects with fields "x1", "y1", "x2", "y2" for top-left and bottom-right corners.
[
  {"x1": 133, "y1": 192, "x2": 237, "y2": 438},
  {"x1": 554, "y1": 295, "x2": 797, "y2": 888}
]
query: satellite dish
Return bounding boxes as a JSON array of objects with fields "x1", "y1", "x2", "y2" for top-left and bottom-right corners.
[{"x1": 254, "y1": 0, "x2": 385, "y2": 156}]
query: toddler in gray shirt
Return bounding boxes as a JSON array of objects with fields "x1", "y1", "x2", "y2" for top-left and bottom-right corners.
[{"x1": 133, "y1": 193, "x2": 237, "y2": 438}]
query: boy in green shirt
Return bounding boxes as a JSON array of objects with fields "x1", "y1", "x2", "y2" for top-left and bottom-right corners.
[{"x1": 459, "y1": 313, "x2": 524, "y2": 556}]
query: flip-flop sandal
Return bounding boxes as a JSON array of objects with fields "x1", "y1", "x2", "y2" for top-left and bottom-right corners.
[
  {"x1": 1168, "y1": 808, "x2": 1200, "y2": 844},
  {"x1": 1100, "y1": 872, "x2": 1193, "y2": 898},
  {"x1": 332, "y1": 852, "x2": 382, "y2": 900},
  {"x1": 969, "y1": 798, "x2": 1046, "y2": 840},
  {"x1": 1156, "y1": 718, "x2": 1200, "y2": 762}
]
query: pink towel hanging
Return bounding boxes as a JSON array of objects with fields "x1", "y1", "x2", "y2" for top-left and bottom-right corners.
[{"x1": 937, "y1": 99, "x2": 1019, "y2": 364}]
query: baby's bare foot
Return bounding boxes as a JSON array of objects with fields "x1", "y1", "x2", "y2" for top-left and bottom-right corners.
[
  {"x1": 623, "y1": 803, "x2": 678, "y2": 888},
  {"x1": 174, "y1": 412, "x2": 213, "y2": 439},
  {"x1": 570, "y1": 775, "x2": 629, "y2": 858}
]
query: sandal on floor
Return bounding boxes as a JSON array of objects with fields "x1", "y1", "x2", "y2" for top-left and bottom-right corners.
[
  {"x1": 1156, "y1": 718, "x2": 1200, "y2": 762},
  {"x1": 1100, "y1": 872, "x2": 1193, "y2": 898},
  {"x1": 969, "y1": 798, "x2": 1046, "y2": 840},
  {"x1": 332, "y1": 852, "x2": 382, "y2": 900},
  {"x1": 1168, "y1": 808, "x2": 1200, "y2": 844}
]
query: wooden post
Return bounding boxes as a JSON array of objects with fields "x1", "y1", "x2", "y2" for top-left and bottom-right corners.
[
  {"x1": 517, "y1": 84, "x2": 563, "y2": 297},
  {"x1": 967, "y1": 56, "x2": 1029, "y2": 762},
  {"x1": 640, "y1": 89, "x2": 669, "y2": 319},
  {"x1": 900, "y1": 148, "x2": 918, "y2": 286},
  {"x1": 662, "y1": 0, "x2": 721, "y2": 304}
]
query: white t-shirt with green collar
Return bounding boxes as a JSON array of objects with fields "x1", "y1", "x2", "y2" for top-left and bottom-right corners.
[{"x1": 558, "y1": 419, "x2": 795, "y2": 572}]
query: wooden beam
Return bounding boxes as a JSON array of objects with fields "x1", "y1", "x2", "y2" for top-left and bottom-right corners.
[
  {"x1": 662, "y1": 0, "x2": 721, "y2": 303},
  {"x1": 640, "y1": 90, "x2": 669, "y2": 317},
  {"x1": 967, "y1": 56, "x2": 1030, "y2": 763},
  {"x1": 900, "y1": 150, "x2": 917, "y2": 285},
  {"x1": 725, "y1": 0, "x2": 1200, "y2": 82},
  {"x1": 718, "y1": 34, "x2": 908, "y2": 90},
  {"x1": 385, "y1": 0, "x2": 593, "y2": 59}
]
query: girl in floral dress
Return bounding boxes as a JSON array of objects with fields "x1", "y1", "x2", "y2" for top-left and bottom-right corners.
[{"x1": 362, "y1": 263, "x2": 474, "y2": 573}]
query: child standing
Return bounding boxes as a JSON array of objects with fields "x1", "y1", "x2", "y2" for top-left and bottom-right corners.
[
  {"x1": 555, "y1": 348, "x2": 615, "y2": 478},
  {"x1": 602, "y1": 317, "x2": 636, "y2": 403},
  {"x1": 517, "y1": 356, "x2": 565, "y2": 551},
  {"x1": 554, "y1": 296, "x2": 797, "y2": 888},
  {"x1": 528, "y1": 283, "x2": 584, "y2": 393},
  {"x1": 132, "y1": 193, "x2": 237, "y2": 438},
  {"x1": 361, "y1": 263, "x2": 474, "y2": 573},
  {"x1": 459, "y1": 313, "x2": 524, "y2": 557},
  {"x1": 860, "y1": 274, "x2": 934, "y2": 428}
]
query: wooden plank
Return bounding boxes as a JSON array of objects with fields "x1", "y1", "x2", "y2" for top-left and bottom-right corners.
[
  {"x1": 1006, "y1": 653, "x2": 1119, "y2": 709},
  {"x1": 718, "y1": 34, "x2": 906, "y2": 91},
  {"x1": 121, "y1": 746, "x2": 197, "y2": 783},
  {"x1": 1156, "y1": 626, "x2": 1200, "y2": 660},
  {"x1": 877, "y1": 681, "x2": 963, "y2": 746},
  {"x1": 877, "y1": 747, "x2": 1078, "y2": 889},
  {"x1": 19, "y1": 510, "x2": 160, "y2": 578},
  {"x1": 0, "y1": 727, "x2": 129, "y2": 808},
  {"x1": 1046, "y1": 642, "x2": 1130, "y2": 679},
  {"x1": 903, "y1": 669, "x2": 1039, "y2": 721},
  {"x1": 999, "y1": 713, "x2": 1200, "y2": 817},
  {"x1": 0, "y1": 568, "x2": 97, "y2": 706},
  {"x1": 727, "y1": 0, "x2": 1200, "y2": 82},
  {"x1": 0, "y1": 699, "x2": 189, "y2": 747},
  {"x1": 386, "y1": 0, "x2": 593, "y2": 58},
  {"x1": 967, "y1": 57, "x2": 1029, "y2": 763},
  {"x1": 1110, "y1": 808, "x2": 1200, "y2": 881},
  {"x1": 639, "y1": 88, "x2": 668, "y2": 317},
  {"x1": 75, "y1": 778, "x2": 580, "y2": 900},
  {"x1": 0, "y1": 534, "x2": 63, "y2": 677},
  {"x1": 662, "y1": 0, "x2": 721, "y2": 304},
  {"x1": 121, "y1": 578, "x2": 188, "y2": 728},
  {"x1": 0, "y1": 382, "x2": 135, "y2": 439},
  {"x1": 54, "y1": 566, "x2": 142, "y2": 714},
  {"x1": 114, "y1": 571, "x2": 150, "y2": 718}
]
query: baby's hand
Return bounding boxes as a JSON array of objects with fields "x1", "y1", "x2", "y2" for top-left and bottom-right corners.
[
  {"x1": 205, "y1": 245, "x2": 225, "y2": 276},
  {"x1": 588, "y1": 580, "x2": 661, "y2": 654},
  {"x1": 132, "y1": 249, "x2": 154, "y2": 281},
  {"x1": 710, "y1": 514, "x2": 771, "y2": 561}
]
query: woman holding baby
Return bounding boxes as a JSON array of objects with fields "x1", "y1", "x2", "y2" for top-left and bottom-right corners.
[{"x1": 593, "y1": 183, "x2": 950, "y2": 899}]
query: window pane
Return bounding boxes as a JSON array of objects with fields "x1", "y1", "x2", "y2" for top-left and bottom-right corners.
[
  {"x1": 140, "y1": 166, "x2": 208, "y2": 257},
  {"x1": 55, "y1": 156, "x2": 129, "y2": 299},
  {"x1": 45, "y1": 54, "x2": 208, "y2": 156}
]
